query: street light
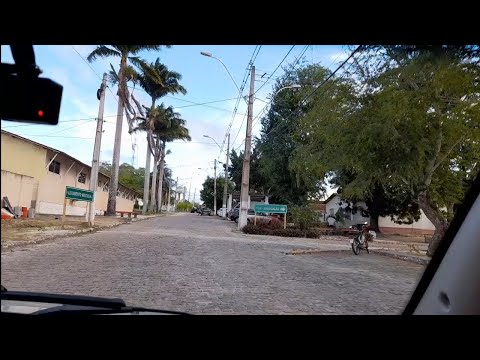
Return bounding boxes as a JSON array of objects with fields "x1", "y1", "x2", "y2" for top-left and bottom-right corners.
[
  {"x1": 266, "y1": 84, "x2": 302, "y2": 99},
  {"x1": 200, "y1": 51, "x2": 242, "y2": 97},
  {"x1": 203, "y1": 134, "x2": 231, "y2": 219}
]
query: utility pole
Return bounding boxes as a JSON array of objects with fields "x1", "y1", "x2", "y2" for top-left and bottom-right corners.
[
  {"x1": 213, "y1": 159, "x2": 217, "y2": 215},
  {"x1": 193, "y1": 188, "x2": 196, "y2": 205},
  {"x1": 188, "y1": 180, "x2": 192, "y2": 203},
  {"x1": 222, "y1": 133, "x2": 230, "y2": 219},
  {"x1": 238, "y1": 65, "x2": 255, "y2": 229},
  {"x1": 167, "y1": 180, "x2": 171, "y2": 212},
  {"x1": 88, "y1": 73, "x2": 107, "y2": 227},
  {"x1": 174, "y1": 176, "x2": 178, "y2": 211}
]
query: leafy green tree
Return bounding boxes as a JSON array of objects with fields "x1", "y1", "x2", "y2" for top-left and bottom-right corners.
[
  {"x1": 200, "y1": 176, "x2": 235, "y2": 210},
  {"x1": 256, "y1": 63, "x2": 328, "y2": 205},
  {"x1": 294, "y1": 46, "x2": 479, "y2": 255}
]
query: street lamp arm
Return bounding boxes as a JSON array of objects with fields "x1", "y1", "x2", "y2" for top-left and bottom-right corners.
[
  {"x1": 273, "y1": 84, "x2": 302, "y2": 97},
  {"x1": 203, "y1": 135, "x2": 229, "y2": 156},
  {"x1": 212, "y1": 56, "x2": 241, "y2": 95},
  {"x1": 201, "y1": 51, "x2": 241, "y2": 95}
]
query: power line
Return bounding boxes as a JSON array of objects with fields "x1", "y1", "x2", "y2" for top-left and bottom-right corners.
[
  {"x1": 1, "y1": 114, "x2": 124, "y2": 129},
  {"x1": 254, "y1": 45, "x2": 296, "y2": 96},
  {"x1": 71, "y1": 46, "x2": 119, "y2": 103},
  {"x1": 301, "y1": 45, "x2": 362, "y2": 103},
  {"x1": 232, "y1": 46, "x2": 360, "y2": 174},
  {"x1": 249, "y1": 45, "x2": 310, "y2": 132},
  {"x1": 217, "y1": 46, "x2": 260, "y2": 157},
  {"x1": 260, "y1": 45, "x2": 363, "y2": 142}
]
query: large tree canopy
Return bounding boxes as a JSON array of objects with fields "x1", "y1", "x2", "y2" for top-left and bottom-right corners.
[{"x1": 292, "y1": 45, "x2": 479, "y2": 254}]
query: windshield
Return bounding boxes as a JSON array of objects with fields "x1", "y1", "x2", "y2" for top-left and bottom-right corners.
[{"x1": 1, "y1": 45, "x2": 479, "y2": 314}]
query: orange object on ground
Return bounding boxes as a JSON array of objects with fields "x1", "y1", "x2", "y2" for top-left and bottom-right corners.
[
  {"x1": 22, "y1": 207, "x2": 28, "y2": 218},
  {"x1": 1, "y1": 208, "x2": 14, "y2": 220}
]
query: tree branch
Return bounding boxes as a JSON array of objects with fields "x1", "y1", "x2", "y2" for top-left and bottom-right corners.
[
  {"x1": 424, "y1": 133, "x2": 443, "y2": 187},
  {"x1": 432, "y1": 135, "x2": 465, "y2": 173}
]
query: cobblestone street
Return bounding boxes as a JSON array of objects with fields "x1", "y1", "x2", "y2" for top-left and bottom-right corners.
[{"x1": 1, "y1": 213, "x2": 425, "y2": 314}]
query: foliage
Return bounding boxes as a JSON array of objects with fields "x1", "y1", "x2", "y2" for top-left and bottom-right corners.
[
  {"x1": 99, "y1": 162, "x2": 145, "y2": 193},
  {"x1": 176, "y1": 201, "x2": 193, "y2": 212},
  {"x1": 241, "y1": 224, "x2": 316, "y2": 238},
  {"x1": 254, "y1": 63, "x2": 328, "y2": 205},
  {"x1": 200, "y1": 176, "x2": 235, "y2": 210},
  {"x1": 291, "y1": 46, "x2": 479, "y2": 254},
  {"x1": 290, "y1": 205, "x2": 318, "y2": 231}
]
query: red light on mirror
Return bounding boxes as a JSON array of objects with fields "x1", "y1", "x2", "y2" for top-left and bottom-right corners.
[{"x1": 37, "y1": 110, "x2": 44, "y2": 117}]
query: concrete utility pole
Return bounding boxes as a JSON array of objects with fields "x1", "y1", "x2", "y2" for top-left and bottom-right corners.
[
  {"x1": 222, "y1": 133, "x2": 230, "y2": 219},
  {"x1": 193, "y1": 188, "x2": 196, "y2": 205},
  {"x1": 167, "y1": 179, "x2": 171, "y2": 212},
  {"x1": 142, "y1": 144, "x2": 151, "y2": 215},
  {"x1": 88, "y1": 73, "x2": 107, "y2": 227},
  {"x1": 174, "y1": 176, "x2": 178, "y2": 211},
  {"x1": 213, "y1": 159, "x2": 217, "y2": 215},
  {"x1": 238, "y1": 65, "x2": 255, "y2": 229}
]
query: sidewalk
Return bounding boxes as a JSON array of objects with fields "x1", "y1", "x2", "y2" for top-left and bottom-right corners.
[
  {"x1": 283, "y1": 234, "x2": 431, "y2": 265},
  {"x1": 1, "y1": 213, "x2": 162, "y2": 251}
]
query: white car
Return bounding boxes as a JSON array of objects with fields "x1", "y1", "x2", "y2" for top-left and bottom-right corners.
[{"x1": 217, "y1": 207, "x2": 227, "y2": 217}]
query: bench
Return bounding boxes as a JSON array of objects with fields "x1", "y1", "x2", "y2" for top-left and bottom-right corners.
[{"x1": 116, "y1": 211, "x2": 140, "y2": 219}]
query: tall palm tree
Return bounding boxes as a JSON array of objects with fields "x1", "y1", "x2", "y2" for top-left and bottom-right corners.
[
  {"x1": 155, "y1": 107, "x2": 191, "y2": 211},
  {"x1": 87, "y1": 45, "x2": 169, "y2": 216},
  {"x1": 132, "y1": 59, "x2": 186, "y2": 213}
]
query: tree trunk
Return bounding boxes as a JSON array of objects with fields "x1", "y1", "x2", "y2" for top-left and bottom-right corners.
[
  {"x1": 142, "y1": 140, "x2": 151, "y2": 214},
  {"x1": 369, "y1": 213, "x2": 380, "y2": 233},
  {"x1": 106, "y1": 55, "x2": 127, "y2": 216},
  {"x1": 149, "y1": 157, "x2": 159, "y2": 212},
  {"x1": 157, "y1": 142, "x2": 166, "y2": 213},
  {"x1": 418, "y1": 191, "x2": 449, "y2": 257}
]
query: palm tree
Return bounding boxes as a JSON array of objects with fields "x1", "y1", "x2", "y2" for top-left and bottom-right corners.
[
  {"x1": 134, "y1": 104, "x2": 191, "y2": 212},
  {"x1": 155, "y1": 107, "x2": 191, "y2": 211},
  {"x1": 87, "y1": 45, "x2": 169, "y2": 216},
  {"x1": 132, "y1": 59, "x2": 186, "y2": 213}
]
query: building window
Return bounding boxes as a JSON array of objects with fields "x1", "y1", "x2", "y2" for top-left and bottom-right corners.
[
  {"x1": 103, "y1": 183, "x2": 109, "y2": 192},
  {"x1": 98, "y1": 181, "x2": 102, "y2": 188},
  {"x1": 78, "y1": 172, "x2": 86, "y2": 184},
  {"x1": 329, "y1": 208, "x2": 334, "y2": 215},
  {"x1": 49, "y1": 160, "x2": 60, "y2": 174}
]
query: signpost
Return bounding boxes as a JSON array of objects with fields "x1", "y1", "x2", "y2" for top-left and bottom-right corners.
[
  {"x1": 254, "y1": 204, "x2": 288, "y2": 229},
  {"x1": 62, "y1": 186, "x2": 94, "y2": 228}
]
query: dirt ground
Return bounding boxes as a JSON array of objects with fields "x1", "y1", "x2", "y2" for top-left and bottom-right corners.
[{"x1": 1, "y1": 213, "x2": 159, "y2": 250}]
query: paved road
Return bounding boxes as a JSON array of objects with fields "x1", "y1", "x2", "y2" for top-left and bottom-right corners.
[{"x1": 1, "y1": 213, "x2": 425, "y2": 314}]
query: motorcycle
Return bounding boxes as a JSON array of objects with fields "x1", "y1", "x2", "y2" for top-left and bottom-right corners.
[{"x1": 350, "y1": 222, "x2": 373, "y2": 255}]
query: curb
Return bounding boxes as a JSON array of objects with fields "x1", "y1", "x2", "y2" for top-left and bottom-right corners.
[
  {"x1": 1, "y1": 215, "x2": 161, "y2": 252},
  {"x1": 370, "y1": 250, "x2": 430, "y2": 265}
]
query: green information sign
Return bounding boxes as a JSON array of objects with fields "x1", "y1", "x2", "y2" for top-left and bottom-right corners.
[
  {"x1": 255, "y1": 204, "x2": 288, "y2": 214},
  {"x1": 65, "y1": 186, "x2": 94, "y2": 202}
]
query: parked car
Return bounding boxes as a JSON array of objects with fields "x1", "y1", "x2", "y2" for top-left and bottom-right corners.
[
  {"x1": 190, "y1": 207, "x2": 198, "y2": 213},
  {"x1": 217, "y1": 207, "x2": 227, "y2": 217},
  {"x1": 198, "y1": 207, "x2": 212, "y2": 216}
]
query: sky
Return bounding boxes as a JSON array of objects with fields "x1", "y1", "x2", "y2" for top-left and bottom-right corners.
[{"x1": 1, "y1": 45, "x2": 349, "y2": 202}]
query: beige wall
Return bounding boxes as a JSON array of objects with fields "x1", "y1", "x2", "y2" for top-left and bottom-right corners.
[
  {"x1": 378, "y1": 210, "x2": 435, "y2": 231},
  {"x1": 1, "y1": 133, "x2": 47, "y2": 180},
  {"x1": 2, "y1": 133, "x2": 138, "y2": 216},
  {"x1": 1, "y1": 170, "x2": 38, "y2": 209}
]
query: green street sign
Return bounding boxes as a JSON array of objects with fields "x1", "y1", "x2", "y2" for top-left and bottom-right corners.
[
  {"x1": 65, "y1": 186, "x2": 94, "y2": 202},
  {"x1": 255, "y1": 204, "x2": 288, "y2": 214}
]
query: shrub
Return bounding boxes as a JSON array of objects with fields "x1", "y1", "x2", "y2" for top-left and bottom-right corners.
[
  {"x1": 271, "y1": 228, "x2": 305, "y2": 237},
  {"x1": 305, "y1": 229, "x2": 320, "y2": 238},
  {"x1": 290, "y1": 205, "x2": 318, "y2": 231},
  {"x1": 242, "y1": 223, "x2": 272, "y2": 235}
]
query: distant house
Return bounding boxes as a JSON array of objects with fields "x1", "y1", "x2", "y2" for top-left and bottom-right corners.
[
  {"x1": 322, "y1": 193, "x2": 435, "y2": 235},
  {"x1": 1, "y1": 130, "x2": 142, "y2": 216}
]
